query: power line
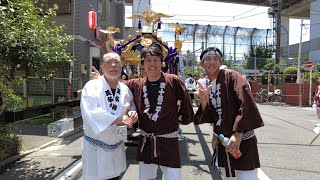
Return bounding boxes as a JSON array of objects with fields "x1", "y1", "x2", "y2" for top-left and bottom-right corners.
[
  {"x1": 169, "y1": 14, "x2": 233, "y2": 18},
  {"x1": 152, "y1": 0, "x2": 270, "y2": 19},
  {"x1": 161, "y1": 11, "x2": 269, "y2": 23}
]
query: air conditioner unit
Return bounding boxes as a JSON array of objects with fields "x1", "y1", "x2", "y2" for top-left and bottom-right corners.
[{"x1": 81, "y1": 64, "x2": 87, "y2": 74}]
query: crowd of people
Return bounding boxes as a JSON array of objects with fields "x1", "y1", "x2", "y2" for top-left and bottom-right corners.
[{"x1": 81, "y1": 46, "x2": 266, "y2": 180}]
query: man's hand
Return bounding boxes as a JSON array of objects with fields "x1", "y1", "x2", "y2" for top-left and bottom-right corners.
[
  {"x1": 90, "y1": 66, "x2": 100, "y2": 80},
  {"x1": 196, "y1": 83, "x2": 212, "y2": 111},
  {"x1": 121, "y1": 115, "x2": 133, "y2": 128},
  {"x1": 225, "y1": 132, "x2": 242, "y2": 152},
  {"x1": 128, "y1": 110, "x2": 138, "y2": 124},
  {"x1": 212, "y1": 135, "x2": 218, "y2": 150},
  {"x1": 197, "y1": 83, "x2": 211, "y2": 100},
  {"x1": 114, "y1": 115, "x2": 133, "y2": 128}
]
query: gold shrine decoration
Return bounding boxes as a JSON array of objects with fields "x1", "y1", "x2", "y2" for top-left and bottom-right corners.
[
  {"x1": 174, "y1": 40, "x2": 183, "y2": 52},
  {"x1": 169, "y1": 23, "x2": 187, "y2": 35},
  {"x1": 121, "y1": 49, "x2": 141, "y2": 64},
  {"x1": 128, "y1": 7, "x2": 173, "y2": 27},
  {"x1": 101, "y1": 26, "x2": 120, "y2": 53},
  {"x1": 141, "y1": 37, "x2": 153, "y2": 47},
  {"x1": 100, "y1": 26, "x2": 120, "y2": 36}
]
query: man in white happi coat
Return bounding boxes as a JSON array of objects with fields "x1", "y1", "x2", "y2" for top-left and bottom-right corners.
[
  {"x1": 80, "y1": 52, "x2": 138, "y2": 180},
  {"x1": 185, "y1": 74, "x2": 197, "y2": 103},
  {"x1": 197, "y1": 73, "x2": 209, "y2": 88}
]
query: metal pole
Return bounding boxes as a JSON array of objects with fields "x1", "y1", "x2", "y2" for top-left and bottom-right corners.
[
  {"x1": 281, "y1": 25, "x2": 289, "y2": 66},
  {"x1": 297, "y1": 19, "x2": 304, "y2": 106},
  {"x1": 268, "y1": 71, "x2": 270, "y2": 99},
  {"x1": 254, "y1": 56, "x2": 257, "y2": 70},
  {"x1": 52, "y1": 79, "x2": 55, "y2": 103},
  {"x1": 192, "y1": 24, "x2": 198, "y2": 75},
  {"x1": 309, "y1": 69, "x2": 312, "y2": 105}
]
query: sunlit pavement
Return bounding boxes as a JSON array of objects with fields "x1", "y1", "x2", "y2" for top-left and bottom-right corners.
[{"x1": 1, "y1": 104, "x2": 320, "y2": 180}]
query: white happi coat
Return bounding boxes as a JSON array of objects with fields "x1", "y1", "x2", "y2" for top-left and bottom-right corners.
[
  {"x1": 80, "y1": 76, "x2": 136, "y2": 180},
  {"x1": 185, "y1": 77, "x2": 196, "y2": 90}
]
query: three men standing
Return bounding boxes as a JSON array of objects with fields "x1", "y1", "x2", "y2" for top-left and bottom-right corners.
[{"x1": 84, "y1": 46, "x2": 265, "y2": 180}]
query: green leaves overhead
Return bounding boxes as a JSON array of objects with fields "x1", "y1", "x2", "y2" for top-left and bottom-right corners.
[{"x1": 0, "y1": 0, "x2": 73, "y2": 80}]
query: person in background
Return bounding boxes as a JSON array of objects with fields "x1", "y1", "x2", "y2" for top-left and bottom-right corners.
[
  {"x1": 194, "y1": 47, "x2": 265, "y2": 180},
  {"x1": 185, "y1": 74, "x2": 197, "y2": 103},
  {"x1": 81, "y1": 52, "x2": 138, "y2": 180},
  {"x1": 197, "y1": 72, "x2": 210, "y2": 88},
  {"x1": 313, "y1": 77, "x2": 320, "y2": 127}
]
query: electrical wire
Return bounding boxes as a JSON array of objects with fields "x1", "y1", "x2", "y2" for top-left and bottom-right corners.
[
  {"x1": 152, "y1": 0, "x2": 270, "y2": 19},
  {"x1": 161, "y1": 11, "x2": 269, "y2": 23}
]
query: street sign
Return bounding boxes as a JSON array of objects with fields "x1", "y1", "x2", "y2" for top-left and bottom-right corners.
[{"x1": 305, "y1": 61, "x2": 313, "y2": 68}]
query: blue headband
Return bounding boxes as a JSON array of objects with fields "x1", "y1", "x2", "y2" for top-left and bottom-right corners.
[{"x1": 201, "y1": 50, "x2": 222, "y2": 61}]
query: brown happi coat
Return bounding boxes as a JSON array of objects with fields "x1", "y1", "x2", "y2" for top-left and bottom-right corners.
[
  {"x1": 194, "y1": 69, "x2": 264, "y2": 170},
  {"x1": 126, "y1": 72, "x2": 193, "y2": 168}
]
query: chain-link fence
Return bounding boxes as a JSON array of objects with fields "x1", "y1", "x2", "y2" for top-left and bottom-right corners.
[
  {"x1": 11, "y1": 77, "x2": 82, "y2": 108},
  {"x1": 157, "y1": 23, "x2": 272, "y2": 69}
]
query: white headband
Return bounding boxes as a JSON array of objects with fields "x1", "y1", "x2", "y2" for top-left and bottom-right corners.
[{"x1": 201, "y1": 50, "x2": 222, "y2": 61}]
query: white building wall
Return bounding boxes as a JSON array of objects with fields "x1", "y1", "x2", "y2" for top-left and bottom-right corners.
[
  {"x1": 309, "y1": 0, "x2": 320, "y2": 62},
  {"x1": 281, "y1": 16, "x2": 290, "y2": 65}
]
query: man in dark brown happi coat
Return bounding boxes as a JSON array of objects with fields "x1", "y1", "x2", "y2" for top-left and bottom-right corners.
[
  {"x1": 125, "y1": 46, "x2": 193, "y2": 180},
  {"x1": 195, "y1": 47, "x2": 265, "y2": 179}
]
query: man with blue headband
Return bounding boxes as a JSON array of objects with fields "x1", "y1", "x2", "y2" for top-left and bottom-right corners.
[{"x1": 194, "y1": 47, "x2": 265, "y2": 179}]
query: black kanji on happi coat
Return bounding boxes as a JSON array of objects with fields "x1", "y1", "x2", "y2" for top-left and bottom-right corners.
[{"x1": 105, "y1": 90, "x2": 112, "y2": 96}]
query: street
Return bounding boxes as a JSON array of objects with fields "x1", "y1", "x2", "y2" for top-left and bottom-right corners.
[{"x1": 1, "y1": 104, "x2": 320, "y2": 180}]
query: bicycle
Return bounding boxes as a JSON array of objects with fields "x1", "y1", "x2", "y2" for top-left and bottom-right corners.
[{"x1": 255, "y1": 88, "x2": 282, "y2": 106}]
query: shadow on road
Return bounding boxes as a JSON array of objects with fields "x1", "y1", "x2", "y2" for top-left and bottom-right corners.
[{"x1": 123, "y1": 125, "x2": 222, "y2": 180}]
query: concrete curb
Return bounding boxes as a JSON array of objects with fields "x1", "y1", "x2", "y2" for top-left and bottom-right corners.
[{"x1": 0, "y1": 128, "x2": 83, "y2": 168}]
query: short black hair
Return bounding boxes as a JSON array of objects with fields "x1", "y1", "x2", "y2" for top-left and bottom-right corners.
[
  {"x1": 140, "y1": 46, "x2": 163, "y2": 65},
  {"x1": 200, "y1": 47, "x2": 223, "y2": 61}
]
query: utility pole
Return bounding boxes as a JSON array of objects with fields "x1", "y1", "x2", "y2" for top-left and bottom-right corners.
[
  {"x1": 281, "y1": 25, "x2": 289, "y2": 66},
  {"x1": 297, "y1": 19, "x2": 304, "y2": 106},
  {"x1": 275, "y1": 0, "x2": 282, "y2": 64}
]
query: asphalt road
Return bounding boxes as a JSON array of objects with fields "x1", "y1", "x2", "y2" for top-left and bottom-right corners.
[{"x1": 1, "y1": 104, "x2": 320, "y2": 180}]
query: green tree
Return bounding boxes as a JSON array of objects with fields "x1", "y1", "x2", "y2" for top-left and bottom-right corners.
[
  {"x1": 0, "y1": 0, "x2": 73, "y2": 113},
  {"x1": 0, "y1": 0, "x2": 73, "y2": 160},
  {"x1": 283, "y1": 66, "x2": 297, "y2": 83},
  {"x1": 223, "y1": 59, "x2": 234, "y2": 69},
  {"x1": 0, "y1": 0, "x2": 73, "y2": 82},
  {"x1": 243, "y1": 44, "x2": 273, "y2": 70},
  {"x1": 304, "y1": 72, "x2": 320, "y2": 83}
]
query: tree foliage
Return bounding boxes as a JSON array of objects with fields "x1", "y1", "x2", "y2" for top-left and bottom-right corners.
[
  {"x1": 283, "y1": 66, "x2": 297, "y2": 83},
  {"x1": 0, "y1": 0, "x2": 73, "y2": 159},
  {"x1": 0, "y1": 0, "x2": 73, "y2": 114},
  {"x1": 243, "y1": 44, "x2": 274, "y2": 70},
  {"x1": 304, "y1": 71, "x2": 320, "y2": 84},
  {"x1": 0, "y1": 0, "x2": 73, "y2": 82}
]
